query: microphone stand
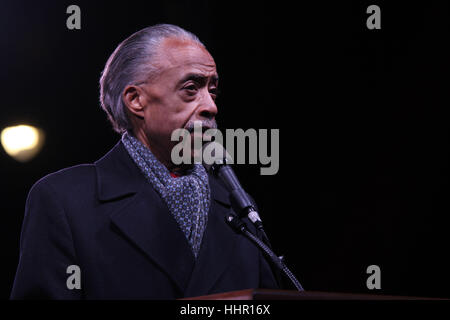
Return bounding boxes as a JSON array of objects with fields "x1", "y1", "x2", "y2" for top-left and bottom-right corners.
[
  {"x1": 238, "y1": 206, "x2": 273, "y2": 249},
  {"x1": 225, "y1": 213, "x2": 304, "y2": 292}
]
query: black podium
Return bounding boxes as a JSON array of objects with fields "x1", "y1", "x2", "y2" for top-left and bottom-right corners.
[{"x1": 183, "y1": 288, "x2": 444, "y2": 300}]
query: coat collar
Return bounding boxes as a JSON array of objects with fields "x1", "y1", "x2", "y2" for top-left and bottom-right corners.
[
  {"x1": 94, "y1": 141, "x2": 230, "y2": 205},
  {"x1": 94, "y1": 140, "x2": 235, "y2": 296},
  {"x1": 94, "y1": 141, "x2": 146, "y2": 201}
]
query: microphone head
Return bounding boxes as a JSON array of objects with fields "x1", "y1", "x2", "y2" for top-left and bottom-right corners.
[{"x1": 202, "y1": 141, "x2": 233, "y2": 173}]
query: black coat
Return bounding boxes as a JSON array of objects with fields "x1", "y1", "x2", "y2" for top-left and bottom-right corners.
[{"x1": 10, "y1": 141, "x2": 278, "y2": 299}]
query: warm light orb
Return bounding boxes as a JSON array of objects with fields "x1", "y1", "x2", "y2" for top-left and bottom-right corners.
[{"x1": 1, "y1": 125, "x2": 45, "y2": 162}]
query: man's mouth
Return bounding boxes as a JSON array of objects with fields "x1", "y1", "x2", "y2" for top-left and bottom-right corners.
[
  {"x1": 185, "y1": 119, "x2": 217, "y2": 133},
  {"x1": 187, "y1": 125, "x2": 211, "y2": 134},
  {"x1": 190, "y1": 129, "x2": 211, "y2": 143}
]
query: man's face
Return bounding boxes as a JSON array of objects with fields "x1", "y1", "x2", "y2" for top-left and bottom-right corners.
[{"x1": 136, "y1": 37, "x2": 218, "y2": 168}]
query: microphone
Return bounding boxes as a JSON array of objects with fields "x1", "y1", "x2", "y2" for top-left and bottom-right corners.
[
  {"x1": 202, "y1": 142, "x2": 304, "y2": 291},
  {"x1": 202, "y1": 141, "x2": 263, "y2": 229}
]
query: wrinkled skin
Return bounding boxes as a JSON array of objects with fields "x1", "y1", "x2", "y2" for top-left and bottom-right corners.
[{"x1": 123, "y1": 37, "x2": 219, "y2": 173}]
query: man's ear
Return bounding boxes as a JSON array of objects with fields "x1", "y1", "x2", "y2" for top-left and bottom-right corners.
[{"x1": 122, "y1": 85, "x2": 146, "y2": 119}]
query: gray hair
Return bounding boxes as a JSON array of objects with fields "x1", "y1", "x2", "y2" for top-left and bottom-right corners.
[{"x1": 99, "y1": 24, "x2": 204, "y2": 133}]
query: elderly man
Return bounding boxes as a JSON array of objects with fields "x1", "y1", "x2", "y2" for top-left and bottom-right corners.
[{"x1": 11, "y1": 24, "x2": 278, "y2": 299}]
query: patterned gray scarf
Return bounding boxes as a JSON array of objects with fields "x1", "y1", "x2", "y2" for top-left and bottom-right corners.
[{"x1": 121, "y1": 131, "x2": 210, "y2": 258}]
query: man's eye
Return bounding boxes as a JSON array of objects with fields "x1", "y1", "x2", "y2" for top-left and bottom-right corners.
[
  {"x1": 209, "y1": 87, "x2": 219, "y2": 98},
  {"x1": 183, "y1": 85, "x2": 198, "y2": 93}
]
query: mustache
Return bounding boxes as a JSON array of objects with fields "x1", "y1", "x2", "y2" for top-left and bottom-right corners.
[{"x1": 184, "y1": 119, "x2": 218, "y2": 133}]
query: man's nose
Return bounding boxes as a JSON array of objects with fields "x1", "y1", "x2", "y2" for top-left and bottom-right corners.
[{"x1": 197, "y1": 90, "x2": 218, "y2": 120}]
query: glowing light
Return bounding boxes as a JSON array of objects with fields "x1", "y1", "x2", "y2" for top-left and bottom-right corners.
[{"x1": 1, "y1": 125, "x2": 45, "y2": 162}]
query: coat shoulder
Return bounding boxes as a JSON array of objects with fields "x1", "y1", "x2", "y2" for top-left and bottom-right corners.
[{"x1": 30, "y1": 164, "x2": 97, "y2": 198}]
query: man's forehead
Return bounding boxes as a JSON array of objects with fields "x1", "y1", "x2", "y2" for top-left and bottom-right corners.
[{"x1": 157, "y1": 37, "x2": 216, "y2": 73}]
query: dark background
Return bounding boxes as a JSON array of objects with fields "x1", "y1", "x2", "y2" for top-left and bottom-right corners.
[{"x1": 1, "y1": 0, "x2": 449, "y2": 299}]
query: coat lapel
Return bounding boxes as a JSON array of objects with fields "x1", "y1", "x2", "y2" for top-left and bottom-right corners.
[
  {"x1": 95, "y1": 141, "x2": 195, "y2": 293},
  {"x1": 95, "y1": 141, "x2": 238, "y2": 297},
  {"x1": 183, "y1": 175, "x2": 238, "y2": 297}
]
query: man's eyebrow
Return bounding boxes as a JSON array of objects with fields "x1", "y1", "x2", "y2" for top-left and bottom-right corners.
[{"x1": 177, "y1": 73, "x2": 219, "y2": 86}]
